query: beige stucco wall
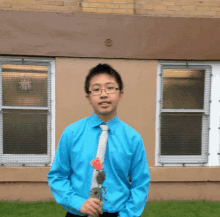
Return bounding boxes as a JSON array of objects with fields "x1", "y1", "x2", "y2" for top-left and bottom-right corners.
[
  {"x1": 55, "y1": 58, "x2": 157, "y2": 166},
  {"x1": 1, "y1": 181, "x2": 220, "y2": 202},
  {"x1": 1, "y1": 58, "x2": 220, "y2": 202}
]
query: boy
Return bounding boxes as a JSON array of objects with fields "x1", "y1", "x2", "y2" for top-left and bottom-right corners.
[{"x1": 47, "y1": 63, "x2": 150, "y2": 217}]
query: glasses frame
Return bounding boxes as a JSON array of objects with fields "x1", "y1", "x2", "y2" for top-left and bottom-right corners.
[{"x1": 88, "y1": 84, "x2": 119, "y2": 96}]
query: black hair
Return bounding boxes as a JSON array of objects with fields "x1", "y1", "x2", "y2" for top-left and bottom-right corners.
[{"x1": 85, "y1": 63, "x2": 124, "y2": 94}]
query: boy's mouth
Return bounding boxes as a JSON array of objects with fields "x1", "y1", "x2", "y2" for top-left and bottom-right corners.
[{"x1": 99, "y1": 102, "x2": 111, "y2": 105}]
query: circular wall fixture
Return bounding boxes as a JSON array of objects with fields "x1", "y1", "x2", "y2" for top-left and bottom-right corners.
[{"x1": 105, "y1": 39, "x2": 112, "y2": 47}]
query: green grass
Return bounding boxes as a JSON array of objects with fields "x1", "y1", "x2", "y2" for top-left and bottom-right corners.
[{"x1": 0, "y1": 200, "x2": 220, "y2": 217}]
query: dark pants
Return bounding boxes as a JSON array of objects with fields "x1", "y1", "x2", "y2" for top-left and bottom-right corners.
[{"x1": 65, "y1": 212, "x2": 118, "y2": 217}]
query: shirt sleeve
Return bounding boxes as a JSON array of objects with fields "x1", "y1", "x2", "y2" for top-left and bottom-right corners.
[
  {"x1": 118, "y1": 135, "x2": 151, "y2": 217},
  {"x1": 47, "y1": 127, "x2": 87, "y2": 216}
]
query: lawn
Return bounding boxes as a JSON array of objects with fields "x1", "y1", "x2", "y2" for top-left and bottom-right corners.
[{"x1": 0, "y1": 200, "x2": 220, "y2": 217}]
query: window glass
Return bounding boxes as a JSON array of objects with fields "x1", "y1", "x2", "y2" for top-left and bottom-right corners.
[
  {"x1": 2, "y1": 64, "x2": 48, "y2": 107},
  {"x1": 162, "y1": 69, "x2": 205, "y2": 109},
  {"x1": 3, "y1": 109, "x2": 47, "y2": 154},
  {"x1": 161, "y1": 113, "x2": 202, "y2": 155}
]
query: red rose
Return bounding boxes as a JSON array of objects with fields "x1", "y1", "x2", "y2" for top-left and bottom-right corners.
[{"x1": 90, "y1": 157, "x2": 104, "y2": 170}]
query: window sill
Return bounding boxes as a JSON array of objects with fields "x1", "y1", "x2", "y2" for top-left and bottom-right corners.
[
  {"x1": 150, "y1": 166, "x2": 220, "y2": 182},
  {"x1": 0, "y1": 166, "x2": 50, "y2": 182},
  {"x1": 1, "y1": 166, "x2": 220, "y2": 182}
]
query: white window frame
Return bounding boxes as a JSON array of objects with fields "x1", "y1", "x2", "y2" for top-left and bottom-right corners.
[
  {"x1": 156, "y1": 61, "x2": 220, "y2": 167},
  {"x1": 0, "y1": 56, "x2": 55, "y2": 167}
]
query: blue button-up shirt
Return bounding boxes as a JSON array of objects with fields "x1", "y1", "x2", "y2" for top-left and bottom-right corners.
[{"x1": 47, "y1": 113, "x2": 150, "y2": 217}]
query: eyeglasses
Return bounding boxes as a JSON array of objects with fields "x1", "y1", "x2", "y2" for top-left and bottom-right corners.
[
  {"x1": 89, "y1": 84, "x2": 119, "y2": 96},
  {"x1": 90, "y1": 170, "x2": 107, "y2": 201}
]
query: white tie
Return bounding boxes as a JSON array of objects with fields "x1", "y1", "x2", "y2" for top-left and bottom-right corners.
[
  {"x1": 90, "y1": 124, "x2": 108, "y2": 190},
  {"x1": 96, "y1": 125, "x2": 109, "y2": 163},
  {"x1": 89, "y1": 124, "x2": 108, "y2": 216}
]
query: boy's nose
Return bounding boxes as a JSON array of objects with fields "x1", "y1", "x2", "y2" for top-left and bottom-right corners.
[{"x1": 100, "y1": 89, "x2": 108, "y2": 96}]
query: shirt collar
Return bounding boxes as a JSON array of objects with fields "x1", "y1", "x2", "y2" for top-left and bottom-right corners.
[{"x1": 90, "y1": 112, "x2": 119, "y2": 134}]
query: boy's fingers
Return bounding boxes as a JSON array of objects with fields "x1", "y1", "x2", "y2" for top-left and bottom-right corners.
[{"x1": 94, "y1": 198, "x2": 103, "y2": 206}]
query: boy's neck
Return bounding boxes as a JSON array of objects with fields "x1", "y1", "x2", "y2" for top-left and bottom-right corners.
[{"x1": 96, "y1": 112, "x2": 117, "y2": 123}]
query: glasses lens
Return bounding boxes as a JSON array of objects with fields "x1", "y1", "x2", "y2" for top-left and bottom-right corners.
[
  {"x1": 105, "y1": 84, "x2": 115, "y2": 94},
  {"x1": 96, "y1": 171, "x2": 105, "y2": 184},
  {"x1": 92, "y1": 88, "x2": 101, "y2": 96}
]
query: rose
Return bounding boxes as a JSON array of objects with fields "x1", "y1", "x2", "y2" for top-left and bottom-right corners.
[{"x1": 90, "y1": 157, "x2": 104, "y2": 170}]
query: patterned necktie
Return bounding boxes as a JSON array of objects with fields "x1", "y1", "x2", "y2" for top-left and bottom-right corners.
[
  {"x1": 96, "y1": 124, "x2": 109, "y2": 164},
  {"x1": 89, "y1": 124, "x2": 109, "y2": 216}
]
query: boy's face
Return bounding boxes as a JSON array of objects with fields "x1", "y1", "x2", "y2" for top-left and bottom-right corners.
[{"x1": 86, "y1": 73, "x2": 123, "y2": 122}]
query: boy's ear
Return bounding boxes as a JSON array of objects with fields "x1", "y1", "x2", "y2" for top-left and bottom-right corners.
[
  {"x1": 119, "y1": 91, "x2": 124, "y2": 100},
  {"x1": 86, "y1": 94, "x2": 91, "y2": 104}
]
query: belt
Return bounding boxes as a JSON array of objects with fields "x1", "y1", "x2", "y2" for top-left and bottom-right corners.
[{"x1": 86, "y1": 211, "x2": 118, "y2": 216}]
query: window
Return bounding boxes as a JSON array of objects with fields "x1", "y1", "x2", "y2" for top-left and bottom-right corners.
[
  {"x1": 156, "y1": 63, "x2": 211, "y2": 166},
  {"x1": 0, "y1": 57, "x2": 55, "y2": 166}
]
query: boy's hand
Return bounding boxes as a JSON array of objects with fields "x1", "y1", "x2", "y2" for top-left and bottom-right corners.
[{"x1": 80, "y1": 198, "x2": 103, "y2": 217}]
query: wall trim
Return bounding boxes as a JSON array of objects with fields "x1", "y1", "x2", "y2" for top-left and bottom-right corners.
[{"x1": 0, "y1": 11, "x2": 220, "y2": 60}]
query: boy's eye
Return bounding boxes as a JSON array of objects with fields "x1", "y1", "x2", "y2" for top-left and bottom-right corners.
[
  {"x1": 93, "y1": 88, "x2": 100, "y2": 92},
  {"x1": 107, "y1": 86, "x2": 114, "y2": 90}
]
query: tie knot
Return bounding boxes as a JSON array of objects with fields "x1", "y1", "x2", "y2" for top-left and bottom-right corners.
[{"x1": 100, "y1": 124, "x2": 108, "y2": 131}]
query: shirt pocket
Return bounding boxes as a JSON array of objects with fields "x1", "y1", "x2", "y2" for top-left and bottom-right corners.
[{"x1": 109, "y1": 150, "x2": 132, "y2": 177}]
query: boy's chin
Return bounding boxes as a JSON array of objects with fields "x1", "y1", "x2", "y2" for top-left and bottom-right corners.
[
  {"x1": 97, "y1": 110, "x2": 113, "y2": 116},
  {"x1": 100, "y1": 111, "x2": 112, "y2": 115}
]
